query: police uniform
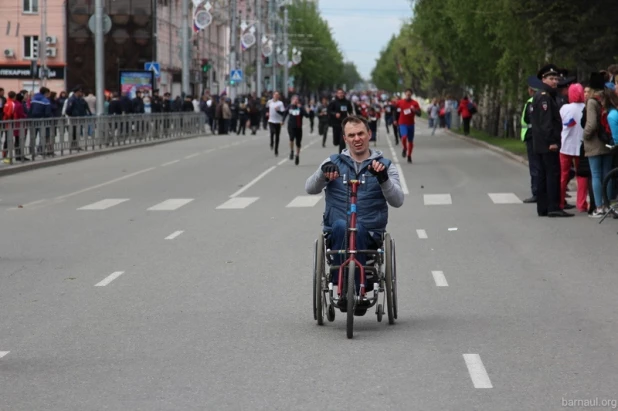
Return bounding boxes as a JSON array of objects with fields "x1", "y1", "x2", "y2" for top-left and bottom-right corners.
[
  {"x1": 521, "y1": 75, "x2": 543, "y2": 203},
  {"x1": 556, "y1": 69, "x2": 576, "y2": 109},
  {"x1": 530, "y1": 64, "x2": 574, "y2": 217}
]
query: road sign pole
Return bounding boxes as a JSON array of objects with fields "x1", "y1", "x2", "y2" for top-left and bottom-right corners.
[
  {"x1": 95, "y1": 0, "x2": 104, "y2": 115},
  {"x1": 181, "y1": 0, "x2": 190, "y2": 97},
  {"x1": 229, "y1": 0, "x2": 238, "y2": 100}
]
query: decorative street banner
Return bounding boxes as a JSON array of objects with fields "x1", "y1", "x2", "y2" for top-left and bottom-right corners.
[
  {"x1": 240, "y1": 25, "x2": 256, "y2": 51},
  {"x1": 193, "y1": 1, "x2": 212, "y2": 32}
]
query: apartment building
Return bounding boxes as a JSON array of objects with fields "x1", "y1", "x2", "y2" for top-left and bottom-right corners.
[{"x1": 0, "y1": 0, "x2": 67, "y2": 94}]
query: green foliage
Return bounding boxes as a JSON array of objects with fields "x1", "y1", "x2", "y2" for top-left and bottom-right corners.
[{"x1": 286, "y1": 0, "x2": 348, "y2": 92}]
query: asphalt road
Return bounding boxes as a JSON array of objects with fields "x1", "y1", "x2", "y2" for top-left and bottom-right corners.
[{"x1": 1, "y1": 120, "x2": 617, "y2": 411}]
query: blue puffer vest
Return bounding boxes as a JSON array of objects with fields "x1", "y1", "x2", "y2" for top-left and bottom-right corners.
[{"x1": 323, "y1": 153, "x2": 392, "y2": 233}]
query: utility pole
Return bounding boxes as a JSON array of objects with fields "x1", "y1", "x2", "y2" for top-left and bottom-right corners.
[
  {"x1": 270, "y1": 0, "x2": 276, "y2": 93},
  {"x1": 40, "y1": 0, "x2": 47, "y2": 87},
  {"x1": 181, "y1": 0, "x2": 190, "y2": 97},
  {"x1": 229, "y1": 0, "x2": 238, "y2": 100},
  {"x1": 282, "y1": 5, "x2": 289, "y2": 98},
  {"x1": 255, "y1": 0, "x2": 262, "y2": 97},
  {"x1": 94, "y1": 0, "x2": 104, "y2": 114}
]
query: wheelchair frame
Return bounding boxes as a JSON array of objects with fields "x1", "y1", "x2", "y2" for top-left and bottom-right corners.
[{"x1": 313, "y1": 173, "x2": 398, "y2": 339}]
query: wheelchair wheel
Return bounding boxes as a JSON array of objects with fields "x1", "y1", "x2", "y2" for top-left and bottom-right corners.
[
  {"x1": 602, "y1": 167, "x2": 618, "y2": 209},
  {"x1": 384, "y1": 233, "x2": 395, "y2": 325},
  {"x1": 346, "y1": 261, "x2": 356, "y2": 339},
  {"x1": 314, "y1": 236, "x2": 326, "y2": 325},
  {"x1": 392, "y1": 238, "x2": 398, "y2": 320}
]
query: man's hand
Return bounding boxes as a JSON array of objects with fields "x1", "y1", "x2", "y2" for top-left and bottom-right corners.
[
  {"x1": 321, "y1": 162, "x2": 340, "y2": 181},
  {"x1": 549, "y1": 144, "x2": 559, "y2": 151},
  {"x1": 368, "y1": 160, "x2": 389, "y2": 184}
]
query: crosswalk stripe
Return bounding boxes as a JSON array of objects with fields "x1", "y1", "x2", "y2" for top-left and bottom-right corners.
[
  {"x1": 423, "y1": 194, "x2": 452, "y2": 205},
  {"x1": 488, "y1": 193, "x2": 523, "y2": 204},
  {"x1": 147, "y1": 199, "x2": 194, "y2": 211},
  {"x1": 286, "y1": 195, "x2": 323, "y2": 208},
  {"x1": 216, "y1": 197, "x2": 259, "y2": 209},
  {"x1": 0, "y1": 351, "x2": 9, "y2": 359},
  {"x1": 77, "y1": 199, "x2": 130, "y2": 210}
]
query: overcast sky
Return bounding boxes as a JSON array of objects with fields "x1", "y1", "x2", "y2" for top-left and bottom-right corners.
[{"x1": 318, "y1": 0, "x2": 413, "y2": 80}]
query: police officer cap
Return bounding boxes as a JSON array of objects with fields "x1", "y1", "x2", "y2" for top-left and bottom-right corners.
[
  {"x1": 558, "y1": 76, "x2": 577, "y2": 89},
  {"x1": 527, "y1": 75, "x2": 543, "y2": 90},
  {"x1": 537, "y1": 64, "x2": 560, "y2": 79}
]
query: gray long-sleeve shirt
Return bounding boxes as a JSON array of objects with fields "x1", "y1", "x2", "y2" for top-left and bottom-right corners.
[{"x1": 305, "y1": 150, "x2": 404, "y2": 208}]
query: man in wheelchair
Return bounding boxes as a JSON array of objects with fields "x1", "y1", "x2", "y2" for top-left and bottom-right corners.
[{"x1": 305, "y1": 115, "x2": 404, "y2": 297}]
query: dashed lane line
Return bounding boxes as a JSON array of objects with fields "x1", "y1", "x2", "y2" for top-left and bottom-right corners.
[
  {"x1": 431, "y1": 270, "x2": 448, "y2": 286},
  {"x1": 0, "y1": 351, "x2": 9, "y2": 359},
  {"x1": 95, "y1": 271, "x2": 125, "y2": 287},
  {"x1": 416, "y1": 229, "x2": 428, "y2": 239},
  {"x1": 463, "y1": 354, "x2": 493, "y2": 388},
  {"x1": 161, "y1": 160, "x2": 180, "y2": 167},
  {"x1": 165, "y1": 230, "x2": 185, "y2": 240}
]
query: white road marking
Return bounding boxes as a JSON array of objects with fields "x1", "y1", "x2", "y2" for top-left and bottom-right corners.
[
  {"x1": 7, "y1": 199, "x2": 49, "y2": 211},
  {"x1": 448, "y1": 227, "x2": 458, "y2": 231},
  {"x1": 216, "y1": 197, "x2": 259, "y2": 209},
  {"x1": 147, "y1": 199, "x2": 194, "y2": 211},
  {"x1": 463, "y1": 354, "x2": 493, "y2": 388},
  {"x1": 0, "y1": 351, "x2": 9, "y2": 358},
  {"x1": 161, "y1": 160, "x2": 180, "y2": 167},
  {"x1": 77, "y1": 198, "x2": 129, "y2": 210},
  {"x1": 395, "y1": 164, "x2": 409, "y2": 195},
  {"x1": 95, "y1": 271, "x2": 125, "y2": 287},
  {"x1": 184, "y1": 153, "x2": 200, "y2": 159},
  {"x1": 385, "y1": 128, "x2": 400, "y2": 164},
  {"x1": 165, "y1": 230, "x2": 185, "y2": 240},
  {"x1": 203, "y1": 148, "x2": 216, "y2": 154},
  {"x1": 416, "y1": 229, "x2": 428, "y2": 239},
  {"x1": 55, "y1": 167, "x2": 156, "y2": 201},
  {"x1": 431, "y1": 270, "x2": 448, "y2": 286},
  {"x1": 230, "y1": 166, "x2": 276, "y2": 198},
  {"x1": 424, "y1": 194, "x2": 452, "y2": 205},
  {"x1": 277, "y1": 158, "x2": 288, "y2": 165},
  {"x1": 286, "y1": 195, "x2": 323, "y2": 208},
  {"x1": 488, "y1": 193, "x2": 523, "y2": 204}
]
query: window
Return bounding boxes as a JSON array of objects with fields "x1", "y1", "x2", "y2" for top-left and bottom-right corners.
[
  {"x1": 23, "y1": 0, "x2": 39, "y2": 13},
  {"x1": 24, "y1": 36, "x2": 39, "y2": 59}
]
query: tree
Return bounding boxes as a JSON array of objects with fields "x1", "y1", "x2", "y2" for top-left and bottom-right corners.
[{"x1": 342, "y1": 62, "x2": 363, "y2": 89}]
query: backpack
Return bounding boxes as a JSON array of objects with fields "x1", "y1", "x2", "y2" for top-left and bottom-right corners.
[
  {"x1": 467, "y1": 101, "x2": 477, "y2": 115},
  {"x1": 581, "y1": 97, "x2": 612, "y2": 144}
]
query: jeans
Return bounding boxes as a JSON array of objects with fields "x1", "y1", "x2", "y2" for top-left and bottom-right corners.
[
  {"x1": 445, "y1": 112, "x2": 452, "y2": 129},
  {"x1": 588, "y1": 154, "x2": 614, "y2": 208},
  {"x1": 328, "y1": 219, "x2": 379, "y2": 287}
]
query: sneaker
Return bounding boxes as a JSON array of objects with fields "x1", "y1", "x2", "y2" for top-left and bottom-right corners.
[
  {"x1": 407, "y1": 155, "x2": 412, "y2": 163},
  {"x1": 402, "y1": 149, "x2": 406, "y2": 158},
  {"x1": 289, "y1": 151, "x2": 294, "y2": 160},
  {"x1": 589, "y1": 209, "x2": 605, "y2": 218},
  {"x1": 295, "y1": 155, "x2": 299, "y2": 165}
]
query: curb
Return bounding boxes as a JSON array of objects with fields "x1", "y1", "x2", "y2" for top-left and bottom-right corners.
[
  {"x1": 0, "y1": 133, "x2": 207, "y2": 177},
  {"x1": 417, "y1": 118, "x2": 529, "y2": 167}
]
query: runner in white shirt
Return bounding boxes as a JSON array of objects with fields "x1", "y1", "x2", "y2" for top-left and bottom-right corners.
[{"x1": 266, "y1": 91, "x2": 286, "y2": 156}]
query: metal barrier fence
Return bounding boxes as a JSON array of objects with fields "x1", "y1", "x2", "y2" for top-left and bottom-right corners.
[{"x1": 0, "y1": 113, "x2": 208, "y2": 166}]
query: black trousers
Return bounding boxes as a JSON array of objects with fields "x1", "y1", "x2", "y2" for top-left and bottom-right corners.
[
  {"x1": 269, "y1": 122, "x2": 282, "y2": 152},
  {"x1": 462, "y1": 117, "x2": 471, "y2": 135},
  {"x1": 536, "y1": 151, "x2": 561, "y2": 215},
  {"x1": 331, "y1": 125, "x2": 345, "y2": 153},
  {"x1": 525, "y1": 138, "x2": 540, "y2": 197}
]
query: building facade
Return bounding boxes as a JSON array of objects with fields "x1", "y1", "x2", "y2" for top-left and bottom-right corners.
[{"x1": 0, "y1": 0, "x2": 67, "y2": 95}]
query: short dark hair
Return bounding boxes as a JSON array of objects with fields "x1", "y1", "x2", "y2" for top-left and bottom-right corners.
[
  {"x1": 405, "y1": 88, "x2": 413, "y2": 93},
  {"x1": 341, "y1": 115, "x2": 370, "y2": 133}
]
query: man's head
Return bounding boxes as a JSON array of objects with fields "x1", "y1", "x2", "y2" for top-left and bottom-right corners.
[
  {"x1": 404, "y1": 88, "x2": 413, "y2": 99},
  {"x1": 342, "y1": 115, "x2": 371, "y2": 158},
  {"x1": 273, "y1": 91, "x2": 280, "y2": 101},
  {"x1": 537, "y1": 64, "x2": 560, "y2": 88},
  {"x1": 336, "y1": 88, "x2": 345, "y2": 100}
]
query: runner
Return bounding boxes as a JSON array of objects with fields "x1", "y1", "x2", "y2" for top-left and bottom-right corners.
[
  {"x1": 266, "y1": 91, "x2": 285, "y2": 156},
  {"x1": 393, "y1": 88, "x2": 422, "y2": 163},
  {"x1": 284, "y1": 95, "x2": 309, "y2": 165}
]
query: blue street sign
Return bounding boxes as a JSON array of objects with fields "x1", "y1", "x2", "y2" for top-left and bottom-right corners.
[
  {"x1": 230, "y1": 69, "x2": 243, "y2": 82},
  {"x1": 145, "y1": 62, "x2": 160, "y2": 78}
]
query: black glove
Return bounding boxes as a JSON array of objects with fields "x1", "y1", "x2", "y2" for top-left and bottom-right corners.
[
  {"x1": 368, "y1": 162, "x2": 389, "y2": 184},
  {"x1": 321, "y1": 162, "x2": 340, "y2": 180}
]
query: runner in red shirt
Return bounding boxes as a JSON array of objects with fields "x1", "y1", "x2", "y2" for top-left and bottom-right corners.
[{"x1": 393, "y1": 88, "x2": 421, "y2": 163}]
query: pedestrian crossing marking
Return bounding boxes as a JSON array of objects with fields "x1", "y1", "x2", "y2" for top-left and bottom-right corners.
[
  {"x1": 147, "y1": 199, "x2": 194, "y2": 211},
  {"x1": 216, "y1": 197, "x2": 259, "y2": 209},
  {"x1": 77, "y1": 199, "x2": 130, "y2": 210},
  {"x1": 0, "y1": 351, "x2": 9, "y2": 359},
  {"x1": 423, "y1": 194, "x2": 452, "y2": 205},
  {"x1": 488, "y1": 193, "x2": 523, "y2": 204},
  {"x1": 286, "y1": 195, "x2": 323, "y2": 208}
]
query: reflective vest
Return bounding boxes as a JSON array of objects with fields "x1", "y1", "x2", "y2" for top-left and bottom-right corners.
[{"x1": 520, "y1": 97, "x2": 533, "y2": 142}]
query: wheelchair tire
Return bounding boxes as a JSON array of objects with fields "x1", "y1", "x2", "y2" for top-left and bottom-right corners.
[
  {"x1": 312, "y1": 239, "x2": 317, "y2": 321},
  {"x1": 384, "y1": 233, "x2": 395, "y2": 325},
  {"x1": 346, "y1": 261, "x2": 356, "y2": 339},
  {"x1": 314, "y1": 236, "x2": 326, "y2": 325},
  {"x1": 392, "y1": 238, "x2": 398, "y2": 320},
  {"x1": 602, "y1": 167, "x2": 618, "y2": 209}
]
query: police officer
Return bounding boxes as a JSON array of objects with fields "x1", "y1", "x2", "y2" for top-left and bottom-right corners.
[
  {"x1": 521, "y1": 76, "x2": 543, "y2": 203},
  {"x1": 556, "y1": 69, "x2": 576, "y2": 109},
  {"x1": 530, "y1": 64, "x2": 574, "y2": 217}
]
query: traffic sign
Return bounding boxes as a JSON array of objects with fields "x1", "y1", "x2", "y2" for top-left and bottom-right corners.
[
  {"x1": 230, "y1": 69, "x2": 243, "y2": 82},
  {"x1": 145, "y1": 62, "x2": 160, "y2": 78}
]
